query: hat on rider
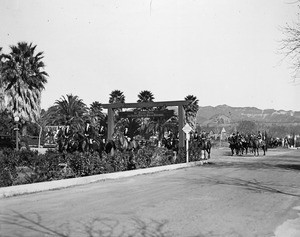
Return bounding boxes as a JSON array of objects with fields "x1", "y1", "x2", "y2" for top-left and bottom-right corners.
[{"x1": 85, "y1": 120, "x2": 91, "y2": 124}]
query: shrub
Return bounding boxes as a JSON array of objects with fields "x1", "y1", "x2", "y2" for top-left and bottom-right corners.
[
  {"x1": 0, "y1": 148, "x2": 18, "y2": 187},
  {"x1": 0, "y1": 144, "x2": 191, "y2": 187}
]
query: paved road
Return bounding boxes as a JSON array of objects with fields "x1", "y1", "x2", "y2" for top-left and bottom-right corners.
[{"x1": 1, "y1": 148, "x2": 300, "y2": 237}]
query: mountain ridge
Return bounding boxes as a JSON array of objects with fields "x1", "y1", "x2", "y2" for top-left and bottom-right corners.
[{"x1": 196, "y1": 104, "x2": 300, "y2": 126}]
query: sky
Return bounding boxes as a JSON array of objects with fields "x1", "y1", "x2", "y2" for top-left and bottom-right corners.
[{"x1": 1, "y1": 0, "x2": 300, "y2": 111}]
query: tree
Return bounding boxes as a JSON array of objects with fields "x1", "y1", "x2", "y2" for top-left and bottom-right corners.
[
  {"x1": 280, "y1": 3, "x2": 300, "y2": 80},
  {"x1": 137, "y1": 90, "x2": 155, "y2": 113},
  {"x1": 137, "y1": 90, "x2": 154, "y2": 103},
  {"x1": 236, "y1": 120, "x2": 257, "y2": 135},
  {"x1": 43, "y1": 94, "x2": 88, "y2": 131},
  {"x1": 89, "y1": 101, "x2": 105, "y2": 130},
  {"x1": 0, "y1": 47, "x2": 5, "y2": 112},
  {"x1": 183, "y1": 95, "x2": 199, "y2": 130},
  {"x1": 109, "y1": 89, "x2": 125, "y2": 104},
  {"x1": 0, "y1": 42, "x2": 48, "y2": 122}
]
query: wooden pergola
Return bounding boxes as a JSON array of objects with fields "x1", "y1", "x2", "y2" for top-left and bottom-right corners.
[{"x1": 101, "y1": 100, "x2": 191, "y2": 148}]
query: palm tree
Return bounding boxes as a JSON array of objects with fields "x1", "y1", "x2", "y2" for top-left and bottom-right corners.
[
  {"x1": 1, "y1": 42, "x2": 48, "y2": 122},
  {"x1": 137, "y1": 90, "x2": 154, "y2": 103},
  {"x1": 109, "y1": 89, "x2": 125, "y2": 104},
  {"x1": 0, "y1": 48, "x2": 6, "y2": 112},
  {"x1": 183, "y1": 95, "x2": 199, "y2": 130},
  {"x1": 44, "y1": 94, "x2": 88, "y2": 131},
  {"x1": 89, "y1": 101, "x2": 105, "y2": 130},
  {"x1": 137, "y1": 90, "x2": 155, "y2": 113}
]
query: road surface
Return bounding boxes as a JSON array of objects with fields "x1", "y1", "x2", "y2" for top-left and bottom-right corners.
[{"x1": 0, "y1": 148, "x2": 300, "y2": 237}]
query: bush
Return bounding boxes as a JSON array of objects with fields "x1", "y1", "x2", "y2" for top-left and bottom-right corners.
[
  {"x1": 0, "y1": 144, "x2": 188, "y2": 187},
  {"x1": 0, "y1": 149, "x2": 18, "y2": 187}
]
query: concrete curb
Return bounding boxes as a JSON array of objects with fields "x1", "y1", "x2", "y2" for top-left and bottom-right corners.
[{"x1": 0, "y1": 160, "x2": 208, "y2": 199}]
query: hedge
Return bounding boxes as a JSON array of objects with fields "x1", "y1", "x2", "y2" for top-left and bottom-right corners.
[{"x1": 0, "y1": 144, "x2": 205, "y2": 187}]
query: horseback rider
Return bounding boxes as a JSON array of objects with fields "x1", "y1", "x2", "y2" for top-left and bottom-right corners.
[
  {"x1": 84, "y1": 120, "x2": 94, "y2": 149},
  {"x1": 98, "y1": 125, "x2": 106, "y2": 143},
  {"x1": 200, "y1": 130, "x2": 207, "y2": 141},
  {"x1": 235, "y1": 132, "x2": 242, "y2": 143},
  {"x1": 167, "y1": 130, "x2": 173, "y2": 140},
  {"x1": 124, "y1": 127, "x2": 130, "y2": 141},
  {"x1": 193, "y1": 131, "x2": 199, "y2": 141},
  {"x1": 257, "y1": 131, "x2": 263, "y2": 144},
  {"x1": 63, "y1": 122, "x2": 73, "y2": 149}
]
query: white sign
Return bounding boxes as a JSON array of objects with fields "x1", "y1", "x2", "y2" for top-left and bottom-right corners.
[{"x1": 182, "y1": 123, "x2": 193, "y2": 134}]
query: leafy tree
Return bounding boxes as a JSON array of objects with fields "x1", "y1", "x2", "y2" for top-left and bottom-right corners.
[
  {"x1": 279, "y1": 2, "x2": 300, "y2": 80},
  {"x1": 43, "y1": 94, "x2": 88, "y2": 131},
  {"x1": 236, "y1": 120, "x2": 257, "y2": 135},
  {"x1": 0, "y1": 42, "x2": 48, "y2": 122},
  {"x1": 183, "y1": 95, "x2": 199, "y2": 130}
]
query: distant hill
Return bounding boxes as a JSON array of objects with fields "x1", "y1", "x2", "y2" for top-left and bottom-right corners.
[{"x1": 196, "y1": 104, "x2": 300, "y2": 127}]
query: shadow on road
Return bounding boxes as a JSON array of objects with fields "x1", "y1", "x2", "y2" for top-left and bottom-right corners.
[
  {"x1": 196, "y1": 175, "x2": 300, "y2": 198},
  {"x1": 0, "y1": 210, "x2": 170, "y2": 237},
  {"x1": 0, "y1": 210, "x2": 209, "y2": 237}
]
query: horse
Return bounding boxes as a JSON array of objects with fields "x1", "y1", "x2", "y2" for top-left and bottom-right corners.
[
  {"x1": 115, "y1": 134, "x2": 139, "y2": 152},
  {"x1": 241, "y1": 136, "x2": 250, "y2": 155},
  {"x1": 250, "y1": 136, "x2": 266, "y2": 156},
  {"x1": 162, "y1": 136, "x2": 179, "y2": 159},
  {"x1": 56, "y1": 128, "x2": 65, "y2": 153},
  {"x1": 104, "y1": 139, "x2": 116, "y2": 157},
  {"x1": 228, "y1": 136, "x2": 243, "y2": 156},
  {"x1": 198, "y1": 138, "x2": 212, "y2": 159}
]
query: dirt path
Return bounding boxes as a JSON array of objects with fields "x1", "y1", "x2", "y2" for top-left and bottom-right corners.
[{"x1": 1, "y1": 148, "x2": 300, "y2": 237}]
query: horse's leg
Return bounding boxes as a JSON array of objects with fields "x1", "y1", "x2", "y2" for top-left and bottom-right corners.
[{"x1": 207, "y1": 148, "x2": 211, "y2": 159}]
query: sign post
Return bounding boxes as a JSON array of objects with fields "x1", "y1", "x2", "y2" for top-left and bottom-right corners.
[{"x1": 182, "y1": 123, "x2": 193, "y2": 163}]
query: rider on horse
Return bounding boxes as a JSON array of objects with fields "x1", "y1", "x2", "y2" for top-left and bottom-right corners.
[
  {"x1": 193, "y1": 131, "x2": 199, "y2": 141},
  {"x1": 257, "y1": 131, "x2": 262, "y2": 143},
  {"x1": 98, "y1": 125, "x2": 106, "y2": 143},
  {"x1": 63, "y1": 122, "x2": 73, "y2": 149},
  {"x1": 84, "y1": 120, "x2": 94, "y2": 150}
]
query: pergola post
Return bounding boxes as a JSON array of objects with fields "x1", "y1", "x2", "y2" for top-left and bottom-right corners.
[
  {"x1": 107, "y1": 108, "x2": 114, "y2": 140},
  {"x1": 178, "y1": 105, "x2": 185, "y2": 148}
]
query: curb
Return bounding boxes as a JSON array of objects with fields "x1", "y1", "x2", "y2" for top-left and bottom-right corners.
[{"x1": 0, "y1": 160, "x2": 207, "y2": 199}]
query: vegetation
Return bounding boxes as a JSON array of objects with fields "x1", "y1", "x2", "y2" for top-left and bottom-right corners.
[
  {"x1": 1, "y1": 42, "x2": 48, "y2": 123},
  {"x1": 280, "y1": 2, "x2": 300, "y2": 80},
  {"x1": 0, "y1": 143, "x2": 205, "y2": 187}
]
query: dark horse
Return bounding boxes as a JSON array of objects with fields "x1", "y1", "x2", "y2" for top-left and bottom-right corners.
[
  {"x1": 198, "y1": 138, "x2": 212, "y2": 159},
  {"x1": 228, "y1": 136, "x2": 243, "y2": 156},
  {"x1": 162, "y1": 136, "x2": 179, "y2": 159},
  {"x1": 250, "y1": 136, "x2": 266, "y2": 156}
]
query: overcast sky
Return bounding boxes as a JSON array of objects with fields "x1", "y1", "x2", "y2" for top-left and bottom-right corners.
[{"x1": 1, "y1": 0, "x2": 299, "y2": 111}]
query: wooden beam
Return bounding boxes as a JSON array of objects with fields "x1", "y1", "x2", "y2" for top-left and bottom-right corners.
[
  {"x1": 107, "y1": 108, "x2": 114, "y2": 140},
  {"x1": 178, "y1": 105, "x2": 185, "y2": 148},
  {"x1": 101, "y1": 100, "x2": 191, "y2": 109}
]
